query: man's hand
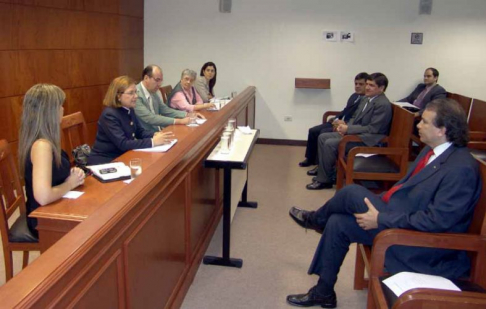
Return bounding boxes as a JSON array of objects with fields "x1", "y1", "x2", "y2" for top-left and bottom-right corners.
[
  {"x1": 336, "y1": 124, "x2": 348, "y2": 136},
  {"x1": 354, "y1": 198, "x2": 379, "y2": 230}
]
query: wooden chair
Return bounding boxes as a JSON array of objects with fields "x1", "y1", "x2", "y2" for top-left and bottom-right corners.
[
  {"x1": 159, "y1": 85, "x2": 173, "y2": 104},
  {"x1": 336, "y1": 104, "x2": 415, "y2": 191},
  {"x1": 322, "y1": 111, "x2": 340, "y2": 123},
  {"x1": 0, "y1": 140, "x2": 40, "y2": 281},
  {"x1": 61, "y1": 111, "x2": 89, "y2": 165},
  {"x1": 366, "y1": 158, "x2": 486, "y2": 308},
  {"x1": 447, "y1": 92, "x2": 473, "y2": 120}
]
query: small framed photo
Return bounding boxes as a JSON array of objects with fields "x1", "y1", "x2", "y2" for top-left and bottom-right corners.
[
  {"x1": 411, "y1": 33, "x2": 423, "y2": 45},
  {"x1": 323, "y1": 31, "x2": 338, "y2": 42}
]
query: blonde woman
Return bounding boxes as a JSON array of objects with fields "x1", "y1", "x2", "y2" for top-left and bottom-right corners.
[
  {"x1": 88, "y1": 76, "x2": 173, "y2": 165},
  {"x1": 19, "y1": 84, "x2": 86, "y2": 238}
]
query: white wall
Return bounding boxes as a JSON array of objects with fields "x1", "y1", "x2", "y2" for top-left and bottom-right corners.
[{"x1": 145, "y1": 0, "x2": 486, "y2": 140}]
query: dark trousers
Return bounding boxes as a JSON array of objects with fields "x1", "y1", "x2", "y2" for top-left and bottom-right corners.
[
  {"x1": 307, "y1": 185, "x2": 387, "y2": 295},
  {"x1": 304, "y1": 122, "x2": 334, "y2": 164}
]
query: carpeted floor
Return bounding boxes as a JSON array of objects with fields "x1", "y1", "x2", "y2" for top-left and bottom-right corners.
[{"x1": 181, "y1": 144, "x2": 367, "y2": 309}]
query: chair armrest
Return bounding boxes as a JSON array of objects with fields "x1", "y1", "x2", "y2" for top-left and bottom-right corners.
[
  {"x1": 337, "y1": 135, "x2": 389, "y2": 160},
  {"x1": 370, "y1": 229, "x2": 484, "y2": 277},
  {"x1": 470, "y1": 131, "x2": 486, "y2": 141},
  {"x1": 322, "y1": 111, "x2": 340, "y2": 123},
  {"x1": 370, "y1": 278, "x2": 486, "y2": 309}
]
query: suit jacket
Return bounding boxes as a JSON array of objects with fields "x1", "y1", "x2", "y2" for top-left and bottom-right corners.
[
  {"x1": 346, "y1": 93, "x2": 392, "y2": 146},
  {"x1": 378, "y1": 145, "x2": 481, "y2": 278},
  {"x1": 134, "y1": 83, "x2": 186, "y2": 134},
  {"x1": 88, "y1": 107, "x2": 154, "y2": 165},
  {"x1": 194, "y1": 76, "x2": 211, "y2": 103},
  {"x1": 333, "y1": 93, "x2": 362, "y2": 122},
  {"x1": 398, "y1": 83, "x2": 447, "y2": 109}
]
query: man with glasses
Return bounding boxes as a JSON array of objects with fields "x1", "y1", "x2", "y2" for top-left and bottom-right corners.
[{"x1": 135, "y1": 65, "x2": 198, "y2": 133}]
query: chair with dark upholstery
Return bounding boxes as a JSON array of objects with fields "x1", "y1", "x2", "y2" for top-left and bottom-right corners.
[
  {"x1": 366, "y1": 157, "x2": 486, "y2": 309},
  {"x1": 0, "y1": 139, "x2": 40, "y2": 281},
  {"x1": 159, "y1": 85, "x2": 173, "y2": 104},
  {"x1": 336, "y1": 104, "x2": 415, "y2": 191},
  {"x1": 61, "y1": 111, "x2": 89, "y2": 165}
]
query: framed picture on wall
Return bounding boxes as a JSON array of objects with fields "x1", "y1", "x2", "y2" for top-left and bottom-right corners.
[
  {"x1": 323, "y1": 31, "x2": 338, "y2": 42},
  {"x1": 411, "y1": 33, "x2": 423, "y2": 44}
]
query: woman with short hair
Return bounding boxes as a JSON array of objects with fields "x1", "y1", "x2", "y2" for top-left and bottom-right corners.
[
  {"x1": 19, "y1": 84, "x2": 86, "y2": 237},
  {"x1": 88, "y1": 76, "x2": 173, "y2": 165},
  {"x1": 195, "y1": 62, "x2": 217, "y2": 102},
  {"x1": 168, "y1": 69, "x2": 215, "y2": 112}
]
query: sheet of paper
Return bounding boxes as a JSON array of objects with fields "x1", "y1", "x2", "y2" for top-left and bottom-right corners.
[
  {"x1": 134, "y1": 139, "x2": 177, "y2": 153},
  {"x1": 355, "y1": 153, "x2": 378, "y2": 158},
  {"x1": 382, "y1": 272, "x2": 461, "y2": 297},
  {"x1": 123, "y1": 178, "x2": 134, "y2": 184},
  {"x1": 196, "y1": 118, "x2": 207, "y2": 125},
  {"x1": 63, "y1": 191, "x2": 84, "y2": 199},
  {"x1": 238, "y1": 126, "x2": 253, "y2": 135},
  {"x1": 393, "y1": 101, "x2": 420, "y2": 111}
]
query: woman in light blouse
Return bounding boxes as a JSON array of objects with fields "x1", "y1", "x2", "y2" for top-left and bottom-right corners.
[
  {"x1": 168, "y1": 69, "x2": 215, "y2": 112},
  {"x1": 195, "y1": 62, "x2": 217, "y2": 102}
]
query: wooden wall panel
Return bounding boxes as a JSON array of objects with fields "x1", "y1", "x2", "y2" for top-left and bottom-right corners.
[
  {"x1": 0, "y1": 51, "x2": 21, "y2": 98},
  {"x1": 0, "y1": 0, "x2": 143, "y2": 155},
  {"x1": 469, "y1": 99, "x2": 486, "y2": 132},
  {"x1": 0, "y1": 4, "x2": 18, "y2": 50},
  {"x1": 126, "y1": 181, "x2": 187, "y2": 309}
]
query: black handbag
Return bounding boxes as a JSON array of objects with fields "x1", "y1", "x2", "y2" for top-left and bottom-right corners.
[{"x1": 72, "y1": 144, "x2": 91, "y2": 168}]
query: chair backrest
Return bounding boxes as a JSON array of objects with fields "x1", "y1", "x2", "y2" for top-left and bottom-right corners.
[
  {"x1": 159, "y1": 85, "x2": 173, "y2": 104},
  {"x1": 448, "y1": 93, "x2": 473, "y2": 121},
  {"x1": 468, "y1": 99, "x2": 486, "y2": 132},
  {"x1": 0, "y1": 140, "x2": 27, "y2": 245},
  {"x1": 468, "y1": 158, "x2": 486, "y2": 236},
  {"x1": 61, "y1": 111, "x2": 89, "y2": 165},
  {"x1": 388, "y1": 104, "x2": 415, "y2": 148}
]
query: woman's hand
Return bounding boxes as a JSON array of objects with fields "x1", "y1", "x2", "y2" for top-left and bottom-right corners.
[
  {"x1": 153, "y1": 131, "x2": 175, "y2": 146},
  {"x1": 204, "y1": 103, "x2": 215, "y2": 109},
  {"x1": 67, "y1": 167, "x2": 86, "y2": 190}
]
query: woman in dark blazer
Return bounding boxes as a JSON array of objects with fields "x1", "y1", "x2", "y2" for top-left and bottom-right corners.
[{"x1": 88, "y1": 76, "x2": 173, "y2": 165}]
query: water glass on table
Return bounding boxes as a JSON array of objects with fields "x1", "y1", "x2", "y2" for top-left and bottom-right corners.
[
  {"x1": 188, "y1": 112, "x2": 197, "y2": 125},
  {"x1": 220, "y1": 136, "x2": 230, "y2": 154},
  {"x1": 130, "y1": 158, "x2": 142, "y2": 179}
]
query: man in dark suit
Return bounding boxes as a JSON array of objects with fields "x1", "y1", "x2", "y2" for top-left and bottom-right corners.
[
  {"x1": 306, "y1": 73, "x2": 393, "y2": 190},
  {"x1": 398, "y1": 67, "x2": 447, "y2": 110},
  {"x1": 299, "y1": 72, "x2": 369, "y2": 168},
  {"x1": 287, "y1": 98, "x2": 481, "y2": 308}
]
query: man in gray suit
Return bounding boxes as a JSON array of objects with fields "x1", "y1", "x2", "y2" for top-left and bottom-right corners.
[
  {"x1": 135, "y1": 65, "x2": 201, "y2": 133},
  {"x1": 306, "y1": 73, "x2": 392, "y2": 190}
]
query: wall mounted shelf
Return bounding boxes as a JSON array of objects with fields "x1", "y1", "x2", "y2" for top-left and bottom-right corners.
[{"x1": 295, "y1": 78, "x2": 331, "y2": 89}]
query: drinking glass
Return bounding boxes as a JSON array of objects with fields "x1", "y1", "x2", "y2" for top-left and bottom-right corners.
[
  {"x1": 220, "y1": 136, "x2": 230, "y2": 154},
  {"x1": 130, "y1": 158, "x2": 142, "y2": 179}
]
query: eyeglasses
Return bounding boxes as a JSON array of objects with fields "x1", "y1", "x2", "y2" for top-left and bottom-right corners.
[
  {"x1": 119, "y1": 91, "x2": 138, "y2": 97},
  {"x1": 151, "y1": 77, "x2": 163, "y2": 83}
]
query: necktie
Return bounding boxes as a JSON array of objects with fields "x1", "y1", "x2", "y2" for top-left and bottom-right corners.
[
  {"x1": 413, "y1": 87, "x2": 430, "y2": 108},
  {"x1": 148, "y1": 96, "x2": 155, "y2": 113},
  {"x1": 382, "y1": 149, "x2": 434, "y2": 203}
]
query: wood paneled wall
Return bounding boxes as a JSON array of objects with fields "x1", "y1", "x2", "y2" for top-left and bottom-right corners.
[{"x1": 0, "y1": 0, "x2": 144, "y2": 160}]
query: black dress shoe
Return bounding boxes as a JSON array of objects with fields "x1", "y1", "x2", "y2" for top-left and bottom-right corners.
[
  {"x1": 287, "y1": 286, "x2": 337, "y2": 308},
  {"x1": 289, "y1": 207, "x2": 322, "y2": 233},
  {"x1": 299, "y1": 159, "x2": 313, "y2": 167},
  {"x1": 306, "y1": 181, "x2": 333, "y2": 190},
  {"x1": 307, "y1": 166, "x2": 318, "y2": 176}
]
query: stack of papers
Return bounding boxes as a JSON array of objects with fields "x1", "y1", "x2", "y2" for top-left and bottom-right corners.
[
  {"x1": 134, "y1": 139, "x2": 177, "y2": 153},
  {"x1": 88, "y1": 162, "x2": 131, "y2": 183},
  {"x1": 383, "y1": 272, "x2": 461, "y2": 297},
  {"x1": 237, "y1": 126, "x2": 253, "y2": 135}
]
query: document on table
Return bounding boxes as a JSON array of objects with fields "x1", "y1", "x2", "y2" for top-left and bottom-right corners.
[
  {"x1": 134, "y1": 139, "x2": 177, "y2": 152},
  {"x1": 355, "y1": 153, "x2": 378, "y2": 158},
  {"x1": 63, "y1": 191, "x2": 84, "y2": 199},
  {"x1": 382, "y1": 272, "x2": 461, "y2": 297},
  {"x1": 237, "y1": 126, "x2": 253, "y2": 135},
  {"x1": 88, "y1": 162, "x2": 131, "y2": 182},
  {"x1": 393, "y1": 102, "x2": 420, "y2": 112}
]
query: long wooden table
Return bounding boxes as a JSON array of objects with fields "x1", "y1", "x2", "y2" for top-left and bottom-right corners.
[{"x1": 0, "y1": 86, "x2": 256, "y2": 308}]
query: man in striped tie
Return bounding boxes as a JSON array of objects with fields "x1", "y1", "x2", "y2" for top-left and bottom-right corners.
[{"x1": 287, "y1": 98, "x2": 481, "y2": 308}]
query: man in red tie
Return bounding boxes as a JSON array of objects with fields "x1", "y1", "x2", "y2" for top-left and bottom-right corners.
[{"x1": 287, "y1": 98, "x2": 481, "y2": 308}]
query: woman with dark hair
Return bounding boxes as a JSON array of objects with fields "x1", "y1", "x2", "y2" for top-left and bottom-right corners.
[
  {"x1": 19, "y1": 84, "x2": 86, "y2": 237},
  {"x1": 88, "y1": 76, "x2": 174, "y2": 165},
  {"x1": 195, "y1": 62, "x2": 217, "y2": 102}
]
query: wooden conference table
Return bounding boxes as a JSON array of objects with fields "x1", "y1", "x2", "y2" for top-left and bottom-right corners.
[{"x1": 0, "y1": 87, "x2": 256, "y2": 308}]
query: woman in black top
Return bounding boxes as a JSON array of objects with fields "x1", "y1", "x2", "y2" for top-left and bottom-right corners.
[{"x1": 19, "y1": 84, "x2": 86, "y2": 237}]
